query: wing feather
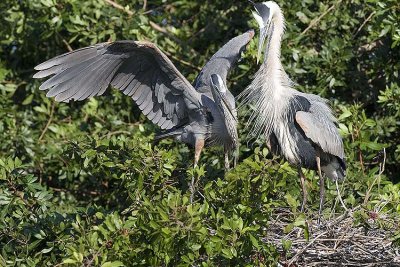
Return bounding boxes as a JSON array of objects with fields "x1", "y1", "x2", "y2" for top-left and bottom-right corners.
[
  {"x1": 34, "y1": 46, "x2": 98, "y2": 71},
  {"x1": 153, "y1": 110, "x2": 163, "y2": 124},
  {"x1": 34, "y1": 40, "x2": 202, "y2": 129},
  {"x1": 148, "y1": 103, "x2": 162, "y2": 121},
  {"x1": 295, "y1": 110, "x2": 344, "y2": 159},
  {"x1": 124, "y1": 79, "x2": 140, "y2": 96}
]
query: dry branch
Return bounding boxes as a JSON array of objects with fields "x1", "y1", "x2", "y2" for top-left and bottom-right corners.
[
  {"x1": 266, "y1": 207, "x2": 400, "y2": 266},
  {"x1": 103, "y1": 0, "x2": 133, "y2": 15},
  {"x1": 102, "y1": 0, "x2": 200, "y2": 71},
  {"x1": 38, "y1": 102, "x2": 55, "y2": 141},
  {"x1": 301, "y1": 0, "x2": 342, "y2": 36},
  {"x1": 354, "y1": 11, "x2": 376, "y2": 37}
]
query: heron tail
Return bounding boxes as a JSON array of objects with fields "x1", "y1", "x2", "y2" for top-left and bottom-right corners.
[{"x1": 322, "y1": 157, "x2": 346, "y2": 181}]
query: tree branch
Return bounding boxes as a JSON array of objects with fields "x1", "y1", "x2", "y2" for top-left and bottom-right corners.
[
  {"x1": 102, "y1": 0, "x2": 200, "y2": 71},
  {"x1": 38, "y1": 101, "x2": 55, "y2": 141},
  {"x1": 103, "y1": 0, "x2": 133, "y2": 15},
  {"x1": 353, "y1": 11, "x2": 376, "y2": 37},
  {"x1": 301, "y1": 1, "x2": 342, "y2": 36}
]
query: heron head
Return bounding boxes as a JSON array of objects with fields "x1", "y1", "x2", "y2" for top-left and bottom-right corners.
[
  {"x1": 210, "y1": 74, "x2": 227, "y2": 95},
  {"x1": 210, "y1": 74, "x2": 237, "y2": 124},
  {"x1": 210, "y1": 74, "x2": 239, "y2": 155},
  {"x1": 249, "y1": 1, "x2": 280, "y2": 63},
  {"x1": 214, "y1": 30, "x2": 255, "y2": 64}
]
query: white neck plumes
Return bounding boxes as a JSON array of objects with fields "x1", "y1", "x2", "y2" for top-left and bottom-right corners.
[{"x1": 239, "y1": 3, "x2": 293, "y2": 138}]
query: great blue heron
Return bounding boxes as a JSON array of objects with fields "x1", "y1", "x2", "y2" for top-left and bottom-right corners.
[
  {"x1": 240, "y1": 1, "x2": 346, "y2": 217},
  {"x1": 33, "y1": 30, "x2": 254, "y2": 200}
]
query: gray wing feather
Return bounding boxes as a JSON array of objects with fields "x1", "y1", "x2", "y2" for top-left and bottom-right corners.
[
  {"x1": 295, "y1": 104, "x2": 344, "y2": 159},
  {"x1": 194, "y1": 30, "x2": 253, "y2": 95},
  {"x1": 34, "y1": 41, "x2": 201, "y2": 130},
  {"x1": 35, "y1": 46, "x2": 98, "y2": 71}
]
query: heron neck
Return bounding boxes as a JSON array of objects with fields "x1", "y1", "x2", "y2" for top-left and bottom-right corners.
[{"x1": 263, "y1": 13, "x2": 285, "y2": 75}]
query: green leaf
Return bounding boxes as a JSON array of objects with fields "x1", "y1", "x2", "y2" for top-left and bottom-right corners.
[
  {"x1": 285, "y1": 193, "x2": 298, "y2": 209},
  {"x1": 101, "y1": 261, "x2": 124, "y2": 267},
  {"x1": 63, "y1": 259, "x2": 77, "y2": 264},
  {"x1": 249, "y1": 234, "x2": 260, "y2": 250},
  {"x1": 40, "y1": 247, "x2": 54, "y2": 254},
  {"x1": 22, "y1": 94, "x2": 34, "y2": 105},
  {"x1": 338, "y1": 110, "x2": 352, "y2": 121}
]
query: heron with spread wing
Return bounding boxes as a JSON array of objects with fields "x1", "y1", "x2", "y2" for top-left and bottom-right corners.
[
  {"x1": 34, "y1": 30, "x2": 254, "y2": 200},
  {"x1": 240, "y1": 1, "x2": 346, "y2": 218}
]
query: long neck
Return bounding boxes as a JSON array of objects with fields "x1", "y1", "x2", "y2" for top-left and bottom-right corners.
[
  {"x1": 263, "y1": 11, "x2": 285, "y2": 74},
  {"x1": 237, "y1": 8, "x2": 289, "y2": 138}
]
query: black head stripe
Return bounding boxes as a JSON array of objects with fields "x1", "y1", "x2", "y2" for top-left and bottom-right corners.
[
  {"x1": 254, "y1": 3, "x2": 270, "y2": 25},
  {"x1": 210, "y1": 74, "x2": 220, "y2": 88}
]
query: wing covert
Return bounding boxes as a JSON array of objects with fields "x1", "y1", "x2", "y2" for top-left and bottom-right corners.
[{"x1": 295, "y1": 111, "x2": 344, "y2": 159}]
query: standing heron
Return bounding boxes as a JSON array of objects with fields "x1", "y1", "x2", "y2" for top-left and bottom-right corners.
[
  {"x1": 33, "y1": 30, "x2": 254, "y2": 200},
  {"x1": 240, "y1": 1, "x2": 346, "y2": 217}
]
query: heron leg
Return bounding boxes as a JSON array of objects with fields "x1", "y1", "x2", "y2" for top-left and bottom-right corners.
[
  {"x1": 316, "y1": 152, "x2": 325, "y2": 224},
  {"x1": 190, "y1": 138, "x2": 204, "y2": 203},
  {"x1": 298, "y1": 167, "x2": 307, "y2": 212},
  {"x1": 233, "y1": 153, "x2": 237, "y2": 168},
  {"x1": 224, "y1": 149, "x2": 230, "y2": 171}
]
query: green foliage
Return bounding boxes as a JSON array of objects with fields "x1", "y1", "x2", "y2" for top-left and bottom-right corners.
[{"x1": 0, "y1": 0, "x2": 399, "y2": 266}]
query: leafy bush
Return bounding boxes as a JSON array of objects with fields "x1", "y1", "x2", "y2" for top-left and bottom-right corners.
[{"x1": 1, "y1": 0, "x2": 399, "y2": 266}]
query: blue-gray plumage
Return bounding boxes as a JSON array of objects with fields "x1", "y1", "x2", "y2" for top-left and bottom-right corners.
[
  {"x1": 241, "y1": 1, "x2": 346, "y2": 217},
  {"x1": 33, "y1": 30, "x2": 254, "y2": 201}
]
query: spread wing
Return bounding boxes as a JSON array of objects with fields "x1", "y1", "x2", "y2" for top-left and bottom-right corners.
[
  {"x1": 33, "y1": 41, "x2": 202, "y2": 130},
  {"x1": 295, "y1": 107, "x2": 345, "y2": 159}
]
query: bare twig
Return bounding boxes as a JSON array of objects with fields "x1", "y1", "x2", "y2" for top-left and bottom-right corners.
[
  {"x1": 148, "y1": 21, "x2": 200, "y2": 59},
  {"x1": 102, "y1": 0, "x2": 200, "y2": 68},
  {"x1": 353, "y1": 11, "x2": 376, "y2": 37},
  {"x1": 363, "y1": 148, "x2": 386, "y2": 205},
  {"x1": 335, "y1": 180, "x2": 348, "y2": 212},
  {"x1": 288, "y1": 231, "x2": 329, "y2": 265},
  {"x1": 301, "y1": 1, "x2": 342, "y2": 36},
  {"x1": 148, "y1": 20, "x2": 194, "y2": 48},
  {"x1": 56, "y1": 32, "x2": 73, "y2": 52},
  {"x1": 142, "y1": 0, "x2": 147, "y2": 11},
  {"x1": 61, "y1": 38, "x2": 73, "y2": 52},
  {"x1": 162, "y1": 50, "x2": 201, "y2": 71},
  {"x1": 103, "y1": 0, "x2": 179, "y2": 44},
  {"x1": 38, "y1": 101, "x2": 55, "y2": 141},
  {"x1": 268, "y1": 207, "x2": 399, "y2": 266},
  {"x1": 103, "y1": 0, "x2": 133, "y2": 15}
]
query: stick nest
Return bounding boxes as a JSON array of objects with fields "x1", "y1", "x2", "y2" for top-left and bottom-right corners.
[{"x1": 267, "y1": 207, "x2": 400, "y2": 267}]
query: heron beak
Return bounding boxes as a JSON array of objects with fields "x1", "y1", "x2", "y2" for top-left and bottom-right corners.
[
  {"x1": 251, "y1": 3, "x2": 272, "y2": 64},
  {"x1": 257, "y1": 25, "x2": 269, "y2": 64},
  {"x1": 210, "y1": 74, "x2": 237, "y2": 123}
]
